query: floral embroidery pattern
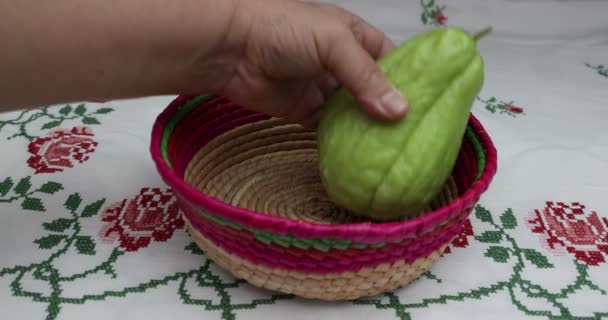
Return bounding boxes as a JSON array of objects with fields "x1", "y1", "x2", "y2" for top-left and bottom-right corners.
[
  {"x1": 2, "y1": 173, "x2": 607, "y2": 320},
  {"x1": 420, "y1": 0, "x2": 447, "y2": 26},
  {"x1": 356, "y1": 205, "x2": 607, "y2": 319},
  {"x1": 443, "y1": 219, "x2": 474, "y2": 254},
  {"x1": 586, "y1": 63, "x2": 607, "y2": 78},
  {"x1": 99, "y1": 187, "x2": 184, "y2": 252},
  {"x1": 528, "y1": 201, "x2": 608, "y2": 266},
  {"x1": 26, "y1": 126, "x2": 98, "y2": 174},
  {"x1": 0, "y1": 180, "x2": 291, "y2": 320},
  {"x1": 0, "y1": 176, "x2": 63, "y2": 211},
  {"x1": 1, "y1": 1, "x2": 606, "y2": 317},
  {"x1": 477, "y1": 96, "x2": 525, "y2": 117},
  {"x1": 0, "y1": 103, "x2": 113, "y2": 141}
]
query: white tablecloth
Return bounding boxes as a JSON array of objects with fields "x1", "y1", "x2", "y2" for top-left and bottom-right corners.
[{"x1": 1, "y1": 1, "x2": 607, "y2": 319}]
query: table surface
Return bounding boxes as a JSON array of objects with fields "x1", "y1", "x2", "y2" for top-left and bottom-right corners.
[{"x1": 1, "y1": 1, "x2": 607, "y2": 319}]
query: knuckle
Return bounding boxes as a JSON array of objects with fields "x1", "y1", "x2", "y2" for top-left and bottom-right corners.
[
  {"x1": 350, "y1": 20, "x2": 365, "y2": 44},
  {"x1": 348, "y1": 14, "x2": 364, "y2": 33},
  {"x1": 357, "y1": 64, "x2": 382, "y2": 88}
]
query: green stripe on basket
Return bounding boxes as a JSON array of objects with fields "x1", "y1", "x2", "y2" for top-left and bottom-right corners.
[
  {"x1": 193, "y1": 205, "x2": 370, "y2": 252},
  {"x1": 161, "y1": 94, "x2": 216, "y2": 167},
  {"x1": 465, "y1": 125, "x2": 486, "y2": 180},
  {"x1": 162, "y1": 96, "x2": 488, "y2": 250}
]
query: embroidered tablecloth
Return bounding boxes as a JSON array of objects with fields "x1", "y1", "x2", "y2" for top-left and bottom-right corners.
[{"x1": 1, "y1": 1, "x2": 607, "y2": 319}]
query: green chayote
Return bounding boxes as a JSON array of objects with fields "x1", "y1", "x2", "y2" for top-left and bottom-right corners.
[{"x1": 317, "y1": 27, "x2": 488, "y2": 221}]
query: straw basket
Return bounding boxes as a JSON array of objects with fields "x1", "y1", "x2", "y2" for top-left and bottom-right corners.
[{"x1": 150, "y1": 94, "x2": 497, "y2": 301}]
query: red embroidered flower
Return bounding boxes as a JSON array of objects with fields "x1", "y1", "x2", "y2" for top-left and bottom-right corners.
[
  {"x1": 444, "y1": 219, "x2": 474, "y2": 254},
  {"x1": 27, "y1": 126, "x2": 98, "y2": 174},
  {"x1": 528, "y1": 202, "x2": 608, "y2": 266},
  {"x1": 505, "y1": 105, "x2": 524, "y2": 113},
  {"x1": 99, "y1": 187, "x2": 184, "y2": 252},
  {"x1": 434, "y1": 12, "x2": 447, "y2": 24}
]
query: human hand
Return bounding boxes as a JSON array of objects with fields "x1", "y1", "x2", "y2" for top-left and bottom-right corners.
[
  {"x1": 0, "y1": 0, "x2": 407, "y2": 120},
  {"x1": 200, "y1": 0, "x2": 409, "y2": 128}
]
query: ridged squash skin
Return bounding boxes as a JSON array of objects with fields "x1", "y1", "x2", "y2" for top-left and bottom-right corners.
[{"x1": 317, "y1": 27, "x2": 486, "y2": 221}]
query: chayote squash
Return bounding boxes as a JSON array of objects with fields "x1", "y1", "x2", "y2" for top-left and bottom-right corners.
[{"x1": 317, "y1": 27, "x2": 489, "y2": 221}]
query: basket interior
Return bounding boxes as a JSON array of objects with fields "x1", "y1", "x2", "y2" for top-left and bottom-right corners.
[{"x1": 159, "y1": 95, "x2": 485, "y2": 225}]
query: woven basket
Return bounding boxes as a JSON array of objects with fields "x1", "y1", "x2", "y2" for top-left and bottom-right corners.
[{"x1": 150, "y1": 94, "x2": 497, "y2": 301}]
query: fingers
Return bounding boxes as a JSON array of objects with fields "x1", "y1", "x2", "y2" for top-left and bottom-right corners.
[
  {"x1": 315, "y1": 74, "x2": 339, "y2": 100},
  {"x1": 348, "y1": 15, "x2": 395, "y2": 60},
  {"x1": 322, "y1": 31, "x2": 408, "y2": 121},
  {"x1": 275, "y1": 81, "x2": 325, "y2": 129},
  {"x1": 310, "y1": 3, "x2": 395, "y2": 59},
  {"x1": 309, "y1": 3, "x2": 407, "y2": 121},
  {"x1": 378, "y1": 36, "x2": 395, "y2": 58}
]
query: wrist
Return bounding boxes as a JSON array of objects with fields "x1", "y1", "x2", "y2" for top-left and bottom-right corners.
[
  {"x1": 114, "y1": 0, "x2": 244, "y2": 97},
  {"x1": 167, "y1": 0, "x2": 243, "y2": 93},
  {"x1": 181, "y1": 0, "x2": 251, "y2": 95}
]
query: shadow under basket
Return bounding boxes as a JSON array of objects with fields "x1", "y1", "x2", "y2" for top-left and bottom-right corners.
[{"x1": 150, "y1": 94, "x2": 498, "y2": 301}]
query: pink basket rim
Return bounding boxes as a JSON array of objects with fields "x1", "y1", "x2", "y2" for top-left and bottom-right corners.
[{"x1": 149, "y1": 95, "x2": 498, "y2": 243}]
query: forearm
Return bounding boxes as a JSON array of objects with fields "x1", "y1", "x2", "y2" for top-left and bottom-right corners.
[{"x1": 0, "y1": 0, "x2": 237, "y2": 111}]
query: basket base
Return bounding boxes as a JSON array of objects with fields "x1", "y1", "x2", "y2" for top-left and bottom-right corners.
[
  {"x1": 184, "y1": 217, "x2": 447, "y2": 301},
  {"x1": 183, "y1": 117, "x2": 464, "y2": 225}
]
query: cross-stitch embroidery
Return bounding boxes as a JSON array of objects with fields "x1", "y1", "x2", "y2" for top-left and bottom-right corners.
[
  {"x1": 98, "y1": 187, "x2": 185, "y2": 252},
  {"x1": 0, "y1": 104, "x2": 113, "y2": 141},
  {"x1": 0, "y1": 176, "x2": 63, "y2": 211},
  {"x1": 528, "y1": 201, "x2": 608, "y2": 266},
  {"x1": 0, "y1": 185, "x2": 293, "y2": 320},
  {"x1": 420, "y1": 0, "x2": 447, "y2": 26},
  {"x1": 477, "y1": 96, "x2": 525, "y2": 117},
  {"x1": 27, "y1": 126, "x2": 98, "y2": 174},
  {"x1": 586, "y1": 63, "x2": 607, "y2": 78},
  {"x1": 443, "y1": 218, "x2": 474, "y2": 254},
  {"x1": 354, "y1": 205, "x2": 607, "y2": 320},
  {"x1": 3, "y1": 195, "x2": 606, "y2": 320}
]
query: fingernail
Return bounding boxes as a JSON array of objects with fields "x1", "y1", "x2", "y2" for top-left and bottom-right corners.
[{"x1": 379, "y1": 88, "x2": 407, "y2": 118}]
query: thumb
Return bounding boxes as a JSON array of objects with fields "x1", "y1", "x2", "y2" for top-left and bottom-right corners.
[{"x1": 324, "y1": 33, "x2": 408, "y2": 121}]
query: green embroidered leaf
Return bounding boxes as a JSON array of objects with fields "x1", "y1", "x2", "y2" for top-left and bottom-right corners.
[
  {"x1": 75, "y1": 236, "x2": 96, "y2": 255},
  {"x1": 59, "y1": 105, "x2": 73, "y2": 115},
  {"x1": 575, "y1": 259, "x2": 588, "y2": 273},
  {"x1": 82, "y1": 117, "x2": 101, "y2": 125},
  {"x1": 500, "y1": 208, "x2": 517, "y2": 229},
  {"x1": 185, "y1": 242, "x2": 203, "y2": 255},
  {"x1": 21, "y1": 197, "x2": 45, "y2": 211},
  {"x1": 522, "y1": 249, "x2": 554, "y2": 268},
  {"x1": 475, "y1": 206, "x2": 493, "y2": 223},
  {"x1": 41, "y1": 120, "x2": 62, "y2": 130},
  {"x1": 64, "y1": 193, "x2": 82, "y2": 211},
  {"x1": 39, "y1": 181, "x2": 63, "y2": 194},
  {"x1": 421, "y1": 13, "x2": 428, "y2": 24},
  {"x1": 74, "y1": 104, "x2": 87, "y2": 115},
  {"x1": 475, "y1": 231, "x2": 502, "y2": 243},
  {"x1": 43, "y1": 218, "x2": 73, "y2": 232},
  {"x1": 0, "y1": 177, "x2": 13, "y2": 196},
  {"x1": 485, "y1": 246, "x2": 510, "y2": 263},
  {"x1": 81, "y1": 199, "x2": 105, "y2": 217},
  {"x1": 13, "y1": 176, "x2": 32, "y2": 195},
  {"x1": 34, "y1": 234, "x2": 65, "y2": 249},
  {"x1": 94, "y1": 108, "x2": 114, "y2": 114}
]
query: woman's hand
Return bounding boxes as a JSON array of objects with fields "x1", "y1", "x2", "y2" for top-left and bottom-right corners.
[
  {"x1": 0, "y1": 0, "x2": 407, "y2": 125},
  {"x1": 204, "y1": 0, "x2": 409, "y2": 127}
]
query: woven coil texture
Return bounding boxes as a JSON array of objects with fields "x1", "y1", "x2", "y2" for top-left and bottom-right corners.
[
  {"x1": 149, "y1": 94, "x2": 498, "y2": 300},
  {"x1": 185, "y1": 217, "x2": 446, "y2": 301}
]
